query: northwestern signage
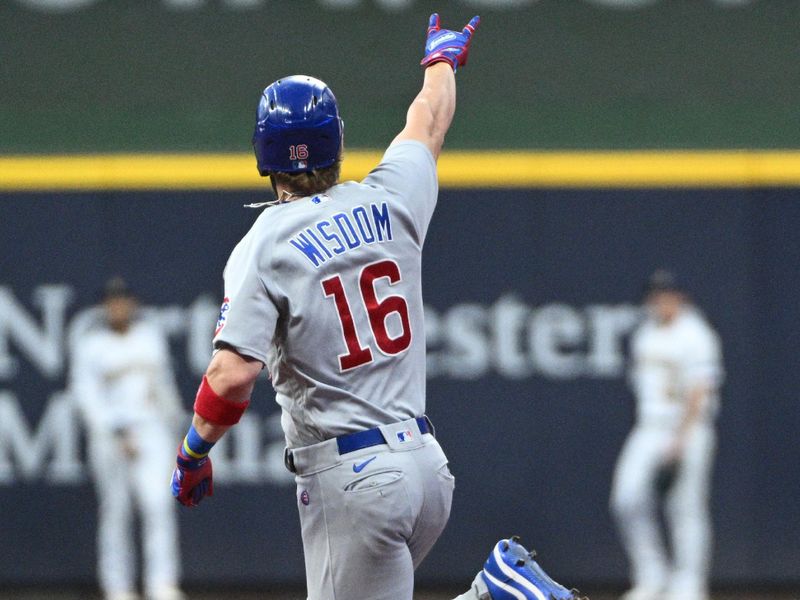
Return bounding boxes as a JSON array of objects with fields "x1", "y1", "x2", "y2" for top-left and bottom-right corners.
[
  {"x1": 0, "y1": 285, "x2": 639, "y2": 484},
  {"x1": 426, "y1": 297, "x2": 639, "y2": 379},
  {"x1": 0, "y1": 286, "x2": 639, "y2": 385}
]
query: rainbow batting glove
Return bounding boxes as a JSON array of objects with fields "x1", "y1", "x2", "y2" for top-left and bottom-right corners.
[
  {"x1": 420, "y1": 13, "x2": 480, "y2": 72},
  {"x1": 171, "y1": 425, "x2": 214, "y2": 507}
]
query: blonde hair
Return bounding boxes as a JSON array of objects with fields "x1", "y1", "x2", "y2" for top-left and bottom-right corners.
[{"x1": 271, "y1": 159, "x2": 341, "y2": 197}]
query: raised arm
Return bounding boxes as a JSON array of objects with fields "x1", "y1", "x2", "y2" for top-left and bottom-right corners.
[{"x1": 393, "y1": 13, "x2": 480, "y2": 160}]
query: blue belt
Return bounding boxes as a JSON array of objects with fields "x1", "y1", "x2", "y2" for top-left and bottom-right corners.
[{"x1": 336, "y1": 416, "x2": 433, "y2": 455}]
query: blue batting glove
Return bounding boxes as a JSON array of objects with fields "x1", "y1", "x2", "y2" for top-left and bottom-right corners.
[
  {"x1": 420, "y1": 13, "x2": 480, "y2": 72},
  {"x1": 171, "y1": 425, "x2": 215, "y2": 508}
]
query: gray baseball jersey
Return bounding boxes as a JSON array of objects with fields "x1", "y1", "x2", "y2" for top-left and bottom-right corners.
[{"x1": 213, "y1": 141, "x2": 437, "y2": 448}]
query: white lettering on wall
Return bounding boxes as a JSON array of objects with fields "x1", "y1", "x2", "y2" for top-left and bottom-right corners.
[
  {"x1": 426, "y1": 294, "x2": 640, "y2": 380},
  {"x1": 0, "y1": 286, "x2": 72, "y2": 380},
  {"x1": 0, "y1": 285, "x2": 639, "y2": 384},
  {"x1": 0, "y1": 285, "x2": 641, "y2": 484},
  {"x1": 0, "y1": 391, "x2": 83, "y2": 483}
]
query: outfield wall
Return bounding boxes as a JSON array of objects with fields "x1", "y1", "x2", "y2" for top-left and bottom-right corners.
[{"x1": 1, "y1": 187, "x2": 798, "y2": 586}]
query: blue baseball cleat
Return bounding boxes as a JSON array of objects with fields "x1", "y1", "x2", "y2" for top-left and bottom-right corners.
[{"x1": 480, "y1": 537, "x2": 585, "y2": 600}]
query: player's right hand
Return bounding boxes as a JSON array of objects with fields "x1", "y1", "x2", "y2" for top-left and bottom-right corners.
[
  {"x1": 171, "y1": 444, "x2": 214, "y2": 507},
  {"x1": 420, "y1": 13, "x2": 480, "y2": 72}
]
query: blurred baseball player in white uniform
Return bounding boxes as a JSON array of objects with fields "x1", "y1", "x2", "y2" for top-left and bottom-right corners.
[
  {"x1": 71, "y1": 278, "x2": 185, "y2": 600},
  {"x1": 611, "y1": 270, "x2": 723, "y2": 600},
  {"x1": 167, "y1": 13, "x2": 583, "y2": 600}
]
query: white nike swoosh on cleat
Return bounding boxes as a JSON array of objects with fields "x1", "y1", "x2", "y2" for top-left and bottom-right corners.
[
  {"x1": 482, "y1": 569, "x2": 528, "y2": 600},
  {"x1": 491, "y1": 545, "x2": 548, "y2": 600}
]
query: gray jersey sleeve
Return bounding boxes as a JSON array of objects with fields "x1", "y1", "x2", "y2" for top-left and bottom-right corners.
[
  {"x1": 362, "y1": 140, "x2": 438, "y2": 242},
  {"x1": 212, "y1": 229, "x2": 278, "y2": 363}
]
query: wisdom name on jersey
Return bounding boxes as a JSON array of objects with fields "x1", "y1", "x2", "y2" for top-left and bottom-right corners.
[{"x1": 288, "y1": 201, "x2": 393, "y2": 267}]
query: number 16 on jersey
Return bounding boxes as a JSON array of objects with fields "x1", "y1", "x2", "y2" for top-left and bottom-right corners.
[{"x1": 321, "y1": 259, "x2": 412, "y2": 371}]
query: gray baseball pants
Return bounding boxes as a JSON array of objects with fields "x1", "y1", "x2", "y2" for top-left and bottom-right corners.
[{"x1": 289, "y1": 417, "x2": 456, "y2": 600}]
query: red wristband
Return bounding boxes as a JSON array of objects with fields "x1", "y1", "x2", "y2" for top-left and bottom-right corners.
[{"x1": 193, "y1": 375, "x2": 250, "y2": 426}]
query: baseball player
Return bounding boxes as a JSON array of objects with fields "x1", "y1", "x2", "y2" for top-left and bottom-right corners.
[
  {"x1": 170, "y1": 14, "x2": 582, "y2": 600},
  {"x1": 71, "y1": 277, "x2": 185, "y2": 600},
  {"x1": 611, "y1": 270, "x2": 723, "y2": 600}
]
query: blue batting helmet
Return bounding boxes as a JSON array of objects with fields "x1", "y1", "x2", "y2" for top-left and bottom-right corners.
[{"x1": 252, "y1": 75, "x2": 343, "y2": 175}]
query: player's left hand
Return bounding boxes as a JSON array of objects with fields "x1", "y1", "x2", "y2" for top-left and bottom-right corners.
[
  {"x1": 420, "y1": 13, "x2": 480, "y2": 72},
  {"x1": 171, "y1": 445, "x2": 214, "y2": 507}
]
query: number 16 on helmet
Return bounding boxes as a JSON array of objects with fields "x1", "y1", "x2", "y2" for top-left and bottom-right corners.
[{"x1": 252, "y1": 75, "x2": 344, "y2": 175}]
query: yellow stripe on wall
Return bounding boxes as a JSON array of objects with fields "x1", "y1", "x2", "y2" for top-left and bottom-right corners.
[{"x1": 3, "y1": 151, "x2": 800, "y2": 190}]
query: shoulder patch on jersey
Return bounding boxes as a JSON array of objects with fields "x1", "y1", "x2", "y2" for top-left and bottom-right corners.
[
  {"x1": 311, "y1": 194, "x2": 331, "y2": 205},
  {"x1": 214, "y1": 297, "x2": 231, "y2": 337}
]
